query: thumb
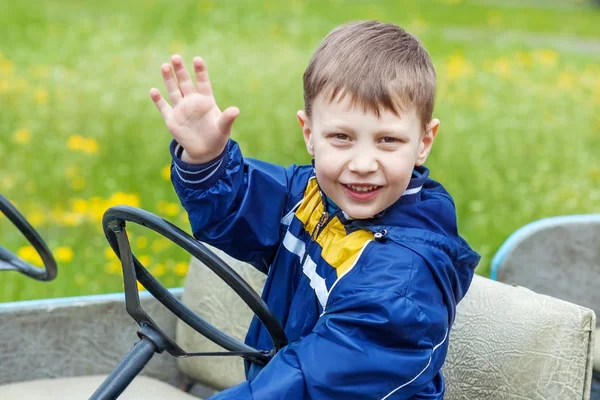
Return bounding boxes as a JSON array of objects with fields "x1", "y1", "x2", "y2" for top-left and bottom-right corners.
[{"x1": 218, "y1": 107, "x2": 240, "y2": 137}]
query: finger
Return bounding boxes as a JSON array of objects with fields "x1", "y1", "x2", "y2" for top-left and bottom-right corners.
[
  {"x1": 161, "y1": 63, "x2": 183, "y2": 105},
  {"x1": 171, "y1": 54, "x2": 196, "y2": 96},
  {"x1": 149, "y1": 88, "x2": 172, "y2": 120},
  {"x1": 193, "y1": 57, "x2": 213, "y2": 96},
  {"x1": 218, "y1": 107, "x2": 240, "y2": 136}
]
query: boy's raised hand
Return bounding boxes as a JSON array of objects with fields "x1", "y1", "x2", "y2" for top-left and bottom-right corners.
[{"x1": 150, "y1": 55, "x2": 239, "y2": 164}]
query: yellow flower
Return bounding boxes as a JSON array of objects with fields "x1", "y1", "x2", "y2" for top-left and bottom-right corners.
[
  {"x1": 492, "y1": 57, "x2": 511, "y2": 78},
  {"x1": 0, "y1": 79, "x2": 9, "y2": 94},
  {"x1": 151, "y1": 263, "x2": 167, "y2": 277},
  {"x1": 71, "y1": 176, "x2": 86, "y2": 190},
  {"x1": 54, "y1": 247, "x2": 74, "y2": 263},
  {"x1": 534, "y1": 49, "x2": 558, "y2": 67},
  {"x1": 71, "y1": 198, "x2": 89, "y2": 214},
  {"x1": 105, "y1": 259, "x2": 122, "y2": 275},
  {"x1": 161, "y1": 165, "x2": 171, "y2": 181},
  {"x1": 104, "y1": 247, "x2": 117, "y2": 259},
  {"x1": 157, "y1": 200, "x2": 180, "y2": 217},
  {"x1": 137, "y1": 255, "x2": 152, "y2": 266},
  {"x1": 444, "y1": 54, "x2": 473, "y2": 82},
  {"x1": 136, "y1": 236, "x2": 148, "y2": 249},
  {"x1": 27, "y1": 210, "x2": 46, "y2": 226},
  {"x1": 514, "y1": 52, "x2": 533, "y2": 68},
  {"x1": 107, "y1": 192, "x2": 140, "y2": 208},
  {"x1": 33, "y1": 87, "x2": 49, "y2": 105},
  {"x1": 174, "y1": 262, "x2": 189, "y2": 277},
  {"x1": 137, "y1": 280, "x2": 146, "y2": 292},
  {"x1": 557, "y1": 71, "x2": 574, "y2": 89},
  {"x1": 0, "y1": 59, "x2": 15, "y2": 76},
  {"x1": 13, "y1": 128, "x2": 32, "y2": 144},
  {"x1": 17, "y1": 246, "x2": 43, "y2": 266},
  {"x1": 66, "y1": 135, "x2": 99, "y2": 154},
  {"x1": 151, "y1": 238, "x2": 171, "y2": 253}
]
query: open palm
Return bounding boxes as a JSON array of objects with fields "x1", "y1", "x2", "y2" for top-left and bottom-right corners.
[{"x1": 150, "y1": 55, "x2": 239, "y2": 164}]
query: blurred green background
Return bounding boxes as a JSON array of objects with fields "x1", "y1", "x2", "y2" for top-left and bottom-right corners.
[{"x1": 1, "y1": 0, "x2": 599, "y2": 302}]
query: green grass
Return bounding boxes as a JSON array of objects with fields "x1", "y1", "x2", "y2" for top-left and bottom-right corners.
[{"x1": 1, "y1": 0, "x2": 599, "y2": 302}]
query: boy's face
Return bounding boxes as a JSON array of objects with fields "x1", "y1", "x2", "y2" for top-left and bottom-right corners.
[{"x1": 298, "y1": 94, "x2": 439, "y2": 219}]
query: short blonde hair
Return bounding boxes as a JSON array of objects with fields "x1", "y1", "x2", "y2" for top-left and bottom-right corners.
[{"x1": 303, "y1": 20, "x2": 436, "y2": 131}]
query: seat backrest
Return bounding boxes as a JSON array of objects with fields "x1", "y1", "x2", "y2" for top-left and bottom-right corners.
[
  {"x1": 491, "y1": 214, "x2": 600, "y2": 323},
  {"x1": 178, "y1": 247, "x2": 596, "y2": 399}
]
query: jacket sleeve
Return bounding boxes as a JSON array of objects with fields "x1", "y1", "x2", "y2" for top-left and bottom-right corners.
[
  {"x1": 170, "y1": 139, "x2": 301, "y2": 273},
  {"x1": 207, "y1": 246, "x2": 450, "y2": 400}
]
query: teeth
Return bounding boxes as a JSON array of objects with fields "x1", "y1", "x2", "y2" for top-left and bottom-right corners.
[{"x1": 347, "y1": 185, "x2": 378, "y2": 192}]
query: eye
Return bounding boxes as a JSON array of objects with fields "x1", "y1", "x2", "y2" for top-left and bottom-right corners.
[
  {"x1": 329, "y1": 133, "x2": 350, "y2": 141},
  {"x1": 379, "y1": 137, "x2": 399, "y2": 143}
]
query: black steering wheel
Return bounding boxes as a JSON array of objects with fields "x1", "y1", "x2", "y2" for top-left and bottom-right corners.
[
  {"x1": 0, "y1": 193, "x2": 57, "y2": 281},
  {"x1": 101, "y1": 205, "x2": 288, "y2": 365}
]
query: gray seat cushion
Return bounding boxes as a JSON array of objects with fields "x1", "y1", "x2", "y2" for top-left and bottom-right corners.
[
  {"x1": 0, "y1": 375, "x2": 200, "y2": 400},
  {"x1": 179, "y1": 248, "x2": 596, "y2": 399}
]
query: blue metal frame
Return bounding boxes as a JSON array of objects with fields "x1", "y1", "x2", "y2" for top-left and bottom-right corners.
[{"x1": 0, "y1": 288, "x2": 184, "y2": 310}]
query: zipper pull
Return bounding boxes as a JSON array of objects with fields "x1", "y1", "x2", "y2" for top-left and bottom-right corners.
[
  {"x1": 311, "y1": 211, "x2": 329, "y2": 240},
  {"x1": 374, "y1": 229, "x2": 387, "y2": 241}
]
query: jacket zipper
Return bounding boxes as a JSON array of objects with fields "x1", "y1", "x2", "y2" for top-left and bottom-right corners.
[{"x1": 311, "y1": 211, "x2": 330, "y2": 240}]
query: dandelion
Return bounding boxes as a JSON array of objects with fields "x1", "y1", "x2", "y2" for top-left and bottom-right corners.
[
  {"x1": 66, "y1": 135, "x2": 99, "y2": 154},
  {"x1": 33, "y1": 87, "x2": 49, "y2": 105},
  {"x1": 174, "y1": 261, "x2": 189, "y2": 277},
  {"x1": 107, "y1": 192, "x2": 140, "y2": 208},
  {"x1": 17, "y1": 246, "x2": 43, "y2": 266},
  {"x1": 151, "y1": 263, "x2": 167, "y2": 277},
  {"x1": 13, "y1": 128, "x2": 32, "y2": 144},
  {"x1": 0, "y1": 58, "x2": 15, "y2": 76},
  {"x1": 137, "y1": 281, "x2": 146, "y2": 292},
  {"x1": 27, "y1": 210, "x2": 46, "y2": 226},
  {"x1": 71, "y1": 198, "x2": 89, "y2": 214},
  {"x1": 151, "y1": 238, "x2": 171, "y2": 252},
  {"x1": 534, "y1": 49, "x2": 558, "y2": 67},
  {"x1": 136, "y1": 236, "x2": 148, "y2": 249},
  {"x1": 137, "y1": 255, "x2": 152, "y2": 266},
  {"x1": 54, "y1": 247, "x2": 74, "y2": 263},
  {"x1": 557, "y1": 71, "x2": 574, "y2": 89},
  {"x1": 157, "y1": 200, "x2": 180, "y2": 217},
  {"x1": 492, "y1": 57, "x2": 511, "y2": 79},
  {"x1": 161, "y1": 165, "x2": 171, "y2": 181},
  {"x1": 444, "y1": 54, "x2": 473, "y2": 82},
  {"x1": 105, "y1": 259, "x2": 122, "y2": 275},
  {"x1": 104, "y1": 247, "x2": 117, "y2": 260}
]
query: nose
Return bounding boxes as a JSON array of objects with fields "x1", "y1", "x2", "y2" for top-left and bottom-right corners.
[{"x1": 348, "y1": 151, "x2": 378, "y2": 175}]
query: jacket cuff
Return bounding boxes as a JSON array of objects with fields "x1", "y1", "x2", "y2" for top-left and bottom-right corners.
[{"x1": 170, "y1": 139, "x2": 230, "y2": 189}]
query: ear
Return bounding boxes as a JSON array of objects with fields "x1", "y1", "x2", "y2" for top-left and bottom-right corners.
[
  {"x1": 415, "y1": 118, "x2": 440, "y2": 166},
  {"x1": 297, "y1": 110, "x2": 314, "y2": 156}
]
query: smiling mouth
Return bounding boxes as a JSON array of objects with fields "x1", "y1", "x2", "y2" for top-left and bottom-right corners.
[{"x1": 343, "y1": 184, "x2": 381, "y2": 192}]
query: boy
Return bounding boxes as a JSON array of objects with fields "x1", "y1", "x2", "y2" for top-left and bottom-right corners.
[{"x1": 150, "y1": 20, "x2": 480, "y2": 399}]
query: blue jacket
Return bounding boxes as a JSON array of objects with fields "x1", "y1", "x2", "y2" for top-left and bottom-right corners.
[{"x1": 171, "y1": 140, "x2": 480, "y2": 399}]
